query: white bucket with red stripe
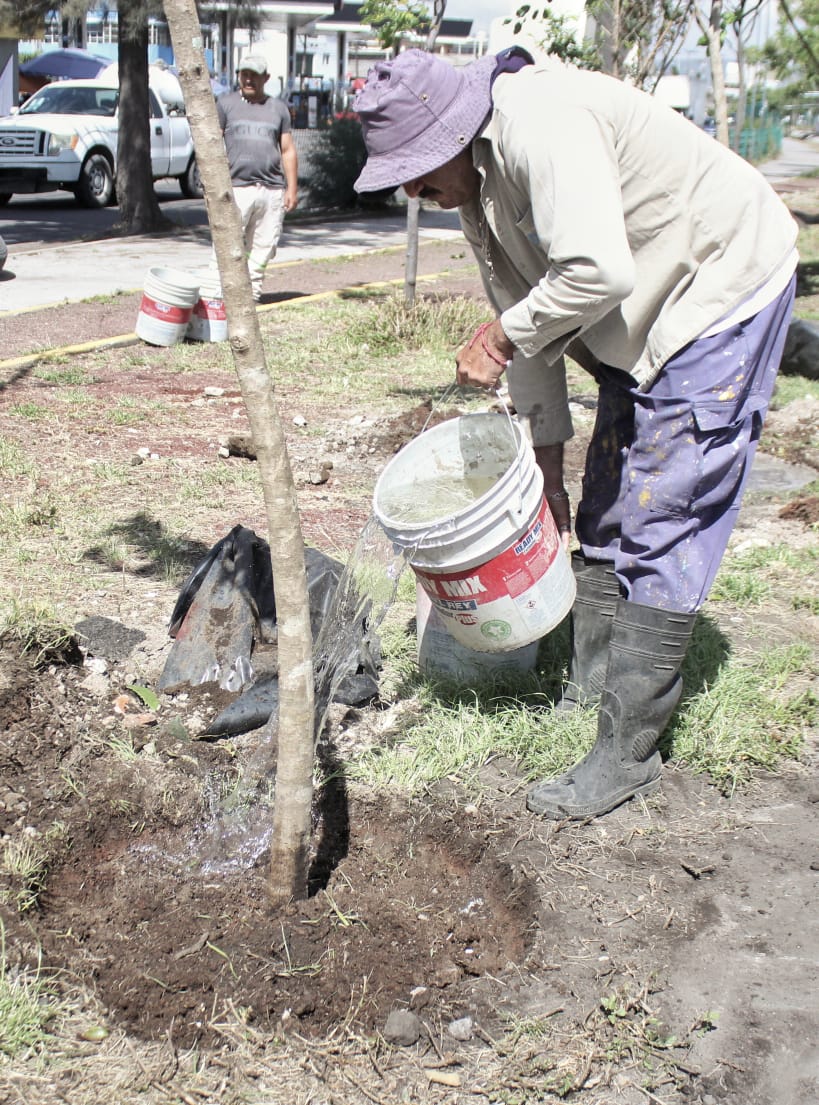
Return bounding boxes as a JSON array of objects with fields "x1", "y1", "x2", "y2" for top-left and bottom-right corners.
[
  {"x1": 135, "y1": 268, "x2": 200, "y2": 347},
  {"x1": 373, "y1": 413, "x2": 576, "y2": 653},
  {"x1": 187, "y1": 277, "x2": 227, "y2": 343}
]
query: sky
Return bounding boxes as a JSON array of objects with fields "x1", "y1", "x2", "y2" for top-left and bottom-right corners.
[{"x1": 445, "y1": 0, "x2": 514, "y2": 36}]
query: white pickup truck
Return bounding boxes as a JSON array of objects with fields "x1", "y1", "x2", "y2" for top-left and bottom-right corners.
[{"x1": 0, "y1": 78, "x2": 202, "y2": 208}]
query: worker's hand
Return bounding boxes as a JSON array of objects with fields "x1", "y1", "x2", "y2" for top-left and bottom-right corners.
[
  {"x1": 456, "y1": 320, "x2": 515, "y2": 390},
  {"x1": 284, "y1": 186, "x2": 298, "y2": 212},
  {"x1": 534, "y1": 443, "x2": 572, "y2": 549}
]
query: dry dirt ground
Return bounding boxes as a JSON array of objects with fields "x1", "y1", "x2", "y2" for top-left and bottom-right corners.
[{"x1": 0, "y1": 219, "x2": 817, "y2": 1105}]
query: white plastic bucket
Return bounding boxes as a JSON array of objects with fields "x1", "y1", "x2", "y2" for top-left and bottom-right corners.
[
  {"x1": 187, "y1": 277, "x2": 227, "y2": 343},
  {"x1": 373, "y1": 413, "x2": 576, "y2": 653},
  {"x1": 416, "y1": 584, "x2": 539, "y2": 682},
  {"x1": 135, "y1": 267, "x2": 200, "y2": 347}
]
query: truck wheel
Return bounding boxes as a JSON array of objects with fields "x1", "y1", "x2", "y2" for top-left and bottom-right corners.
[
  {"x1": 76, "y1": 153, "x2": 115, "y2": 208},
  {"x1": 0, "y1": 193, "x2": 11, "y2": 207},
  {"x1": 179, "y1": 157, "x2": 202, "y2": 199}
]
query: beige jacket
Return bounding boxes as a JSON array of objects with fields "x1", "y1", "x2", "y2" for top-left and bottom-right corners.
[{"x1": 459, "y1": 60, "x2": 798, "y2": 446}]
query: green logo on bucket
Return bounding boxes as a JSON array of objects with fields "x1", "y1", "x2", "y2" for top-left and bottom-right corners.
[{"x1": 481, "y1": 620, "x2": 512, "y2": 642}]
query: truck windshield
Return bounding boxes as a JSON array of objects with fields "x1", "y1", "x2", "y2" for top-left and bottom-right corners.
[{"x1": 19, "y1": 86, "x2": 119, "y2": 117}]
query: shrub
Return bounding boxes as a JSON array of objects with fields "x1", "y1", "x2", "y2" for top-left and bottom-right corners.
[{"x1": 305, "y1": 113, "x2": 397, "y2": 210}]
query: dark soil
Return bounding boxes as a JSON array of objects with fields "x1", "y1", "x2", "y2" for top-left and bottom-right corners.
[{"x1": 0, "y1": 220, "x2": 817, "y2": 1105}]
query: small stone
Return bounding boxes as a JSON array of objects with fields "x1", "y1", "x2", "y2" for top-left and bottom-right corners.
[
  {"x1": 121, "y1": 712, "x2": 158, "y2": 730},
  {"x1": 292, "y1": 414, "x2": 307, "y2": 427},
  {"x1": 308, "y1": 467, "x2": 330, "y2": 486},
  {"x1": 137, "y1": 446, "x2": 151, "y2": 458},
  {"x1": 130, "y1": 454, "x2": 144, "y2": 466},
  {"x1": 219, "y1": 434, "x2": 256, "y2": 460},
  {"x1": 204, "y1": 386, "x2": 225, "y2": 397},
  {"x1": 408, "y1": 986, "x2": 430, "y2": 1011},
  {"x1": 80, "y1": 673, "x2": 110, "y2": 698},
  {"x1": 430, "y1": 961, "x2": 461, "y2": 987},
  {"x1": 447, "y1": 1016, "x2": 474, "y2": 1041},
  {"x1": 383, "y1": 1009, "x2": 422, "y2": 1046}
]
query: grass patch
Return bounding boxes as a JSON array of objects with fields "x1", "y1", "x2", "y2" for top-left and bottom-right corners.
[
  {"x1": 33, "y1": 365, "x2": 93, "y2": 386},
  {"x1": 0, "y1": 437, "x2": 37, "y2": 479},
  {"x1": 106, "y1": 397, "x2": 168, "y2": 426},
  {"x1": 10, "y1": 402, "x2": 49, "y2": 420},
  {"x1": 711, "y1": 543, "x2": 818, "y2": 605},
  {"x1": 260, "y1": 294, "x2": 490, "y2": 407},
  {"x1": 352, "y1": 587, "x2": 815, "y2": 797},
  {"x1": 344, "y1": 292, "x2": 488, "y2": 354},
  {"x1": 0, "y1": 924, "x2": 61, "y2": 1058},
  {"x1": 674, "y1": 642, "x2": 816, "y2": 789},
  {"x1": 0, "y1": 598, "x2": 77, "y2": 665}
]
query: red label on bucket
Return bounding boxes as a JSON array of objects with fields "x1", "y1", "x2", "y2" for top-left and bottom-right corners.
[
  {"x1": 194, "y1": 297, "x2": 226, "y2": 321},
  {"x1": 139, "y1": 295, "x2": 192, "y2": 324},
  {"x1": 414, "y1": 498, "x2": 559, "y2": 611}
]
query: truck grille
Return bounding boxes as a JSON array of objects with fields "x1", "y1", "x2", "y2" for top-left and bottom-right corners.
[{"x1": 0, "y1": 129, "x2": 45, "y2": 156}]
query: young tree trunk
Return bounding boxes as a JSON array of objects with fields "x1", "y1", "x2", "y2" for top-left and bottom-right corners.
[
  {"x1": 734, "y1": 30, "x2": 748, "y2": 153},
  {"x1": 116, "y1": 0, "x2": 171, "y2": 233},
  {"x1": 402, "y1": 1, "x2": 448, "y2": 306},
  {"x1": 404, "y1": 196, "x2": 419, "y2": 306},
  {"x1": 163, "y1": 0, "x2": 316, "y2": 908}
]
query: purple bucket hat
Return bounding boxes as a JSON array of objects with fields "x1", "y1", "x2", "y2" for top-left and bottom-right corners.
[{"x1": 353, "y1": 49, "x2": 497, "y2": 194}]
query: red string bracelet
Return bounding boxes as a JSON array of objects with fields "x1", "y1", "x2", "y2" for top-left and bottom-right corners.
[{"x1": 469, "y1": 322, "x2": 511, "y2": 368}]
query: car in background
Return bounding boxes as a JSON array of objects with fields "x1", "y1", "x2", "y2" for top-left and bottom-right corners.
[{"x1": 0, "y1": 78, "x2": 202, "y2": 208}]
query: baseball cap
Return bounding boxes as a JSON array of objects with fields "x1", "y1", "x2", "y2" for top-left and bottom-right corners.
[{"x1": 238, "y1": 53, "x2": 269, "y2": 76}]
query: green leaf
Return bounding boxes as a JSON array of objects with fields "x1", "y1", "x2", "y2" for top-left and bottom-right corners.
[{"x1": 126, "y1": 684, "x2": 159, "y2": 711}]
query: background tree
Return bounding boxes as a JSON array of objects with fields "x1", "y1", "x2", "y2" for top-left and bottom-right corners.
[
  {"x1": 163, "y1": 0, "x2": 316, "y2": 908},
  {"x1": 761, "y1": 0, "x2": 819, "y2": 91},
  {"x1": 592, "y1": 0, "x2": 696, "y2": 88},
  {"x1": 695, "y1": 0, "x2": 731, "y2": 144},
  {"x1": 6, "y1": 0, "x2": 171, "y2": 231},
  {"x1": 507, "y1": 1, "x2": 695, "y2": 88},
  {"x1": 0, "y1": 0, "x2": 49, "y2": 36},
  {"x1": 116, "y1": 0, "x2": 171, "y2": 233},
  {"x1": 506, "y1": 5, "x2": 601, "y2": 68},
  {"x1": 726, "y1": 0, "x2": 765, "y2": 151},
  {"x1": 359, "y1": 0, "x2": 428, "y2": 56}
]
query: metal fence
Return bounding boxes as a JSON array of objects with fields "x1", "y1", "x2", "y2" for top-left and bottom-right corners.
[{"x1": 730, "y1": 124, "x2": 784, "y2": 162}]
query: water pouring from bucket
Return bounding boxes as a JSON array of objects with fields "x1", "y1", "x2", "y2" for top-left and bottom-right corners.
[{"x1": 373, "y1": 412, "x2": 576, "y2": 653}]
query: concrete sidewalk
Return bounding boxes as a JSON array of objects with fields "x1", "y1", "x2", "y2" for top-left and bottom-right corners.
[
  {"x1": 758, "y1": 134, "x2": 819, "y2": 182},
  {"x1": 0, "y1": 207, "x2": 464, "y2": 315}
]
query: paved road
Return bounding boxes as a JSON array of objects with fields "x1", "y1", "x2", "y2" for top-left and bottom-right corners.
[{"x1": 0, "y1": 179, "x2": 206, "y2": 249}]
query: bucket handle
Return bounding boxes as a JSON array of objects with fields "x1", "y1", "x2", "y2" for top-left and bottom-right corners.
[{"x1": 417, "y1": 383, "x2": 527, "y2": 517}]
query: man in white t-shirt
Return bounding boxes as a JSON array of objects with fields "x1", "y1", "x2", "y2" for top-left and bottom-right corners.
[{"x1": 217, "y1": 53, "x2": 298, "y2": 301}]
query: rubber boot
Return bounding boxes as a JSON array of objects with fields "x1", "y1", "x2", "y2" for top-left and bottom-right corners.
[
  {"x1": 556, "y1": 553, "x2": 621, "y2": 712},
  {"x1": 528, "y1": 600, "x2": 696, "y2": 819}
]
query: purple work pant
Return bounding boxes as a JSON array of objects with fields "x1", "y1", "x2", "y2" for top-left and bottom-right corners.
[{"x1": 575, "y1": 276, "x2": 796, "y2": 613}]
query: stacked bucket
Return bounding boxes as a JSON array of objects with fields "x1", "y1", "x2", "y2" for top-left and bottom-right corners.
[{"x1": 135, "y1": 268, "x2": 227, "y2": 346}]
